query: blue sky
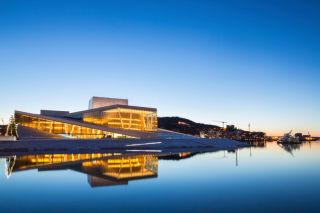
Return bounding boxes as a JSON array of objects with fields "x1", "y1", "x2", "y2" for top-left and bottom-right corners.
[{"x1": 0, "y1": 0, "x2": 319, "y2": 136}]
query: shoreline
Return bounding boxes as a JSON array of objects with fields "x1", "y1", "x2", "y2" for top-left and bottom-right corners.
[{"x1": 0, "y1": 138, "x2": 248, "y2": 156}]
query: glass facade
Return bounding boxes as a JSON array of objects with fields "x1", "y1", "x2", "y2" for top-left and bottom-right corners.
[
  {"x1": 15, "y1": 113, "x2": 133, "y2": 139},
  {"x1": 83, "y1": 107, "x2": 157, "y2": 131}
]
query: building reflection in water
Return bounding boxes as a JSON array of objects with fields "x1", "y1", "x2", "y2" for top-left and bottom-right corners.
[
  {"x1": 5, "y1": 153, "x2": 159, "y2": 187},
  {"x1": 278, "y1": 143, "x2": 302, "y2": 156}
]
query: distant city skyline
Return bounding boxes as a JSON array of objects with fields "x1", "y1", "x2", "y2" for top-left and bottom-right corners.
[{"x1": 0, "y1": 0, "x2": 319, "y2": 136}]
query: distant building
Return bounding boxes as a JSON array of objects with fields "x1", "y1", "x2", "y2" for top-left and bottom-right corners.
[{"x1": 295, "y1": 133, "x2": 303, "y2": 141}]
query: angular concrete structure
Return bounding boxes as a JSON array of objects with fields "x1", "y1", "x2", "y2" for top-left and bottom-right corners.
[
  {"x1": 15, "y1": 96, "x2": 193, "y2": 140},
  {"x1": 88, "y1": 96, "x2": 128, "y2": 109}
]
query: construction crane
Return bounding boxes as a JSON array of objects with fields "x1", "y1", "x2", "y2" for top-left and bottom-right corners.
[{"x1": 213, "y1": 120, "x2": 227, "y2": 129}]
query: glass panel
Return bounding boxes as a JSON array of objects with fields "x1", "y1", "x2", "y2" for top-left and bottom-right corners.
[
  {"x1": 83, "y1": 107, "x2": 157, "y2": 131},
  {"x1": 14, "y1": 113, "x2": 133, "y2": 139}
]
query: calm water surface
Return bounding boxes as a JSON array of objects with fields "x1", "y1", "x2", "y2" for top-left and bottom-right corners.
[{"x1": 0, "y1": 141, "x2": 320, "y2": 213}]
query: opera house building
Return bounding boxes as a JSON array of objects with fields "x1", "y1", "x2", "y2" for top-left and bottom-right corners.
[{"x1": 15, "y1": 97, "x2": 162, "y2": 139}]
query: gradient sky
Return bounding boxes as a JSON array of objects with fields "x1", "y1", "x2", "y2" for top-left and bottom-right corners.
[{"x1": 0, "y1": 0, "x2": 319, "y2": 136}]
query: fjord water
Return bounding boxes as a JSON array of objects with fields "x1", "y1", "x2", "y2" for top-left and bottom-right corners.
[{"x1": 0, "y1": 141, "x2": 320, "y2": 213}]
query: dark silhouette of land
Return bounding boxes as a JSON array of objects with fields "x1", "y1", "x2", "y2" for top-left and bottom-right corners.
[
  {"x1": 158, "y1": 117, "x2": 220, "y2": 136},
  {"x1": 158, "y1": 116, "x2": 267, "y2": 141}
]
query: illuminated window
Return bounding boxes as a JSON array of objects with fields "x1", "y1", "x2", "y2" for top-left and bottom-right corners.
[{"x1": 83, "y1": 107, "x2": 157, "y2": 131}]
